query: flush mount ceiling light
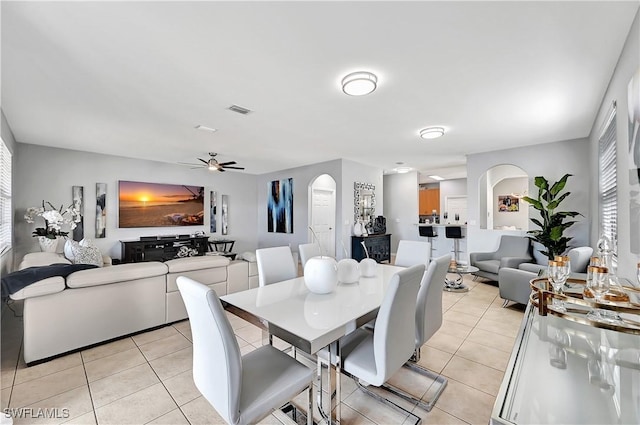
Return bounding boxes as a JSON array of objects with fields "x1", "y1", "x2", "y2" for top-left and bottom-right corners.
[
  {"x1": 429, "y1": 175, "x2": 445, "y2": 181},
  {"x1": 395, "y1": 166, "x2": 412, "y2": 174},
  {"x1": 341, "y1": 71, "x2": 378, "y2": 96},
  {"x1": 195, "y1": 125, "x2": 217, "y2": 133},
  {"x1": 419, "y1": 127, "x2": 445, "y2": 139}
]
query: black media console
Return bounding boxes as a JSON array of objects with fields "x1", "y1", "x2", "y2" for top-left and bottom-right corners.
[{"x1": 120, "y1": 235, "x2": 209, "y2": 263}]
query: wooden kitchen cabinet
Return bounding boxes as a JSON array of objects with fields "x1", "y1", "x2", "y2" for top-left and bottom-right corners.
[{"x1": 419, "y1": 189, "x2": 440, "y2": 215}]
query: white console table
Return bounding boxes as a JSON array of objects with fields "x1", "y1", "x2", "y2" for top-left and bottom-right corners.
[{"x1": 492, "y1": 304, "x2": 640, "y2": 424}]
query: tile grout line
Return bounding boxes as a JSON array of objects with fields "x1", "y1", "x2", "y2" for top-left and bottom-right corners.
[{"x1": 80, "y1": 349, "x2": 100, "y2": 425}]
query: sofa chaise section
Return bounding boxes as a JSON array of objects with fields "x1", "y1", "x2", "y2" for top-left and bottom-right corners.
[{"x1": 21, "y1": 262, "x2": 168, "y2": 364}]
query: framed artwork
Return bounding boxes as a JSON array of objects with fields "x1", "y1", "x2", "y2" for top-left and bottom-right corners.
[
  {"x1": 221, "y1": 195, "x2": 228, "y2": 235},
  {"x1": 96, "y1": 183, "x2": 107, "y2": 238},
  {"x1": 72, "y1": 186, "x2": 84, "y2": 241},
  {"x1": 498, "y1": 195, "x2": 519, "y2": 212},
  {"x1": 118, "y1": 180, "x2": 204, "y2": 228},
  {"x1": 267, "y1": 178, "x2": 293, "y2": 233},
  {"x1": 210, "y1": 191, "x2": 217, "y2": 233}
]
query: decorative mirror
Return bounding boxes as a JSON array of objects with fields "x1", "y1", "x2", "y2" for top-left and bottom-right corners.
[{"x1": 354, "y1": 182, "x2": 375, "y2": 222}]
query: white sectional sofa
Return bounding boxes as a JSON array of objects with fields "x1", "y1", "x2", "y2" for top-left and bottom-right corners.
[{"x1": 11, "y1": 252, "x2": 258, "y2": 364}]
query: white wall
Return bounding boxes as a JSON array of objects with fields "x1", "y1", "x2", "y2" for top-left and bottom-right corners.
[
  {"x1": 588, "y1": 9, "x2": 640, "y2": 281},
  {"x1": 256, "y1": 159, "x2": 342, "y2": 256},
  {"x1": 493, "y1": 177, "x2": 529, "y2": 230},
  {"x1": 256, "y1": 158, "x2": 383, "y2": 260},
  {"x1": 383, "y1": 171, "x2": 419, "y2": 252},
  {"x1": 439, "y1": 178, "x2": 467, "y2": 221},
  {"x1": 467, "y1": 138, "x2": 590, "y2": 262},
  {"x1": 14, "y1": 143, "x2": 259, "y2": 262},
  {"x1": 338, "y1": 159, "x2": 384, "y2": 259}
]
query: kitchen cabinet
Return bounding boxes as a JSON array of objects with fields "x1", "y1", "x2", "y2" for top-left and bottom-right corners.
[{"x1": 419, "y1": 188, "x2": 440, "y2": 215}]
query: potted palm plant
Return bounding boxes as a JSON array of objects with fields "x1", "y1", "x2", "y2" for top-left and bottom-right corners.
[{"x1": 522, "y1": 174, "x2": 582, "y2": 260}]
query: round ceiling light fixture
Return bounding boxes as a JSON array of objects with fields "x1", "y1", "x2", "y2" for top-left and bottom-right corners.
[
  {"x1": 341, "y1": 71, "x2": 378, "y2": 96},
  {"x1": 419, "y1": 127, "x2": 445, "y2": 139},
  {"x1": 395, "y1": 166, "x2": 412, "y2": 174}
]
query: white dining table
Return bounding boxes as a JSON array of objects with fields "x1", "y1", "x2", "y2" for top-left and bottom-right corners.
[{"x1": 221, "y1": 263, "x2": 404, "y2": 424}]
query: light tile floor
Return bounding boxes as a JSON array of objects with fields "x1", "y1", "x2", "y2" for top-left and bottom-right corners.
[{"x1": 0, "y1": 275, "x2": 524, "y2": 425}]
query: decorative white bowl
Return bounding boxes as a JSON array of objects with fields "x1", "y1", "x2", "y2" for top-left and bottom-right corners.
[
  {"x1": 303, "y1": 256, "x2": 338, "y2": 294},
  {"x1": 359, "y1": 258, "x2": 377, "y2": 277},
  {"x1": 337, "y1": 259, "x2": 360, "y2": 283}
]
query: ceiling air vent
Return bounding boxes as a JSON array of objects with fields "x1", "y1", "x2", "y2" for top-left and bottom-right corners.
[{"x1": 227, "y1": 104, "x2": 252, "y2": 115}]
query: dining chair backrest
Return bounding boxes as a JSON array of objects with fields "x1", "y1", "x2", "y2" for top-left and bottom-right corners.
[
  {"x1": 372, "y1": 264, "x2": 424, "y2": 384},
  {"x1": 256, "y1": 246, "x2": 297, "y2": 286},
  {"x1": 177, "y1": 276, "x2": 242, "y2": 424},
  {"x1": 395, "y1": 240, "x2": 431, "y2": 267},
  {"x1": 416, "y1": 254, "x2": 450, "y2": 348},
  {"x1": 298, "y1": 243, "x2": 321, "y2": 268}
]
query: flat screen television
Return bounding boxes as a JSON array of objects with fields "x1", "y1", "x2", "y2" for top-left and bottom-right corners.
[{"x1": 118, "y1": 180, "x2": 204, "y2": 228}]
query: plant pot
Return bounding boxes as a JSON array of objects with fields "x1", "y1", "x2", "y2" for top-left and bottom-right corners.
[{"x1": 38, "y1": 236, "x2": 59, "y2": 253}]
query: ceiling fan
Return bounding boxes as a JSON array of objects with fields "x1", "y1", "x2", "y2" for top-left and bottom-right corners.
[{"x1": 179, "y1": 152, "x2": 245, "y2": 172}]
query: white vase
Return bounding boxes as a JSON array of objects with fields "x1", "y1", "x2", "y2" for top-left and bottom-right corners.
[
  {"x1": 353, "y1": 221, "x2": 363, "y2": 237},
  {"x1": 337, "y1": 259, "x2": 360, "y2": 283},
  {"x1": 38, "y1": 236, "x2": 59, "y2": 253},
  {"x1": 360, "y1": 222, "x2": 368, "y2": 236},
  {"x1": 303, "y1": 256, "x2": 338, "y2": 294},
  {"x1": 360, "y1": 258, "x2": 377, "y2": 277}
]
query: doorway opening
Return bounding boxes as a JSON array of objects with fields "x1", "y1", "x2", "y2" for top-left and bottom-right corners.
[{"x1": 308, "y1": 174, "x2": 337, "y2": 258}]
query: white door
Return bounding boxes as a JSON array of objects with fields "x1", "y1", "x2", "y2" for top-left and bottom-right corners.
[{"x1": 311, "y1": 188, "x2": 336, "y2": 257}]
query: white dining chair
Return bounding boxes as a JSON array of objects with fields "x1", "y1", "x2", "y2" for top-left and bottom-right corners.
[
  {"x1": 256, "y1": 246, "x2": 297, "y2": 286},
  {"x1": 325, "y1": 264, "x2": 424, "y2": 420},
  {"x1": 381, "y1": 254, "x2": 450, "y2": 411},
  {"x1": 177, "y1": 276, "x2": 314, "y2": 425},
  {"x1": 394, "y1": 240, "x2": 431, "y2": 267},
  {"x1": 298, "y1": 243, "x2": 321, "y2": 268}
]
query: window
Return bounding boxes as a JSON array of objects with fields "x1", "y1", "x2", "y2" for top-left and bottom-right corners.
[
  {"x1": 598, "y1": 104, "x2": 617, "y2": 263},
  {"x1": 0, "y1": 137, "x2": 11, "y2": 254}
]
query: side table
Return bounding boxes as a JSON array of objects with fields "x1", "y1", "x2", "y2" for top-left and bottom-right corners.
[{"x1": 444, "y1": 265, "x2": 479, "y2": 292}]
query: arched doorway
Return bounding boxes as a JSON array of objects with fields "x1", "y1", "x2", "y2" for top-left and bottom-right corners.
[
  {"x1": 308, "y1": 174, "x2": 337, "y2": 257},
  {"x1": 479, "y1": 164, "x2": 529, "y2": 230}
]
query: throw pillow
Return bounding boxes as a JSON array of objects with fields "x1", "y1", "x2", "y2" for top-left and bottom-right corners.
[
  {"x1": 64, "y1": 239, "x2": 81, "y2": 262},
  {"x1": 79, "y1": 238, "x2": 96, "y2": 248},
  {"x1": 72, "y1": 245, "x2": 103, "y2": 267}
]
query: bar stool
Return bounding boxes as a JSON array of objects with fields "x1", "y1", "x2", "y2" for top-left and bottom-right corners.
[
  {"x1": 445, "y1": 226, "x2": 464, "y2": 263},
  {"x1": 419, "y1": 225, "x2": 438, "y2": 257}
]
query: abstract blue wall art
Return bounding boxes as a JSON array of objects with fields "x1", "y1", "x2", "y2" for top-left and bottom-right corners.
[{"x1": 267, "y1": 178, "x2": 293, "y2": 233}]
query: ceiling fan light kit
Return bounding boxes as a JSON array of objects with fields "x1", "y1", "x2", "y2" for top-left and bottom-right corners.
[{"x1": 179, "y1": 152, "x2": 245, "y2": 172}]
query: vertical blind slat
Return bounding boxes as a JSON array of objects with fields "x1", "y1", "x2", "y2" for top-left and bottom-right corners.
[
  {"x1": 0, "y1": 138, "x2": 12, "y2": 254},
  {"x1": 598, "y1": 107, "x2": 617, "y2": 265}
]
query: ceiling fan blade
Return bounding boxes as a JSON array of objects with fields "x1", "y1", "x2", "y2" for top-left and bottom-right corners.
[
  {"x1": 178, "y1": 162, "x2": 204, "y2": 167},
  {"x1": 223, "y1": 166, "x2": 245, "y2": 170},
  {"x1": 218, "y1": 168, "x2": 226, "y2": 172},
  {"x1": 198, "y1": 158, "x2": 208, "y2": 165},
  {"x1": 218, "y1": 161, "x2": 237, "y2": 166}
]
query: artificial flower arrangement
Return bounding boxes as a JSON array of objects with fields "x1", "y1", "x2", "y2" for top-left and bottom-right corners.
[{"x1": 24, "y1": 201, "x2": 81, "y2": 239}]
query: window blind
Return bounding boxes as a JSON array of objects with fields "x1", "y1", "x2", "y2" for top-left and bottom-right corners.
[
  {"x1": 598, "y1": 106, "x2": 617, "y2": 263},
  {"x1": 0, "y1": 138, "x2": 12, "y2": 254}
]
